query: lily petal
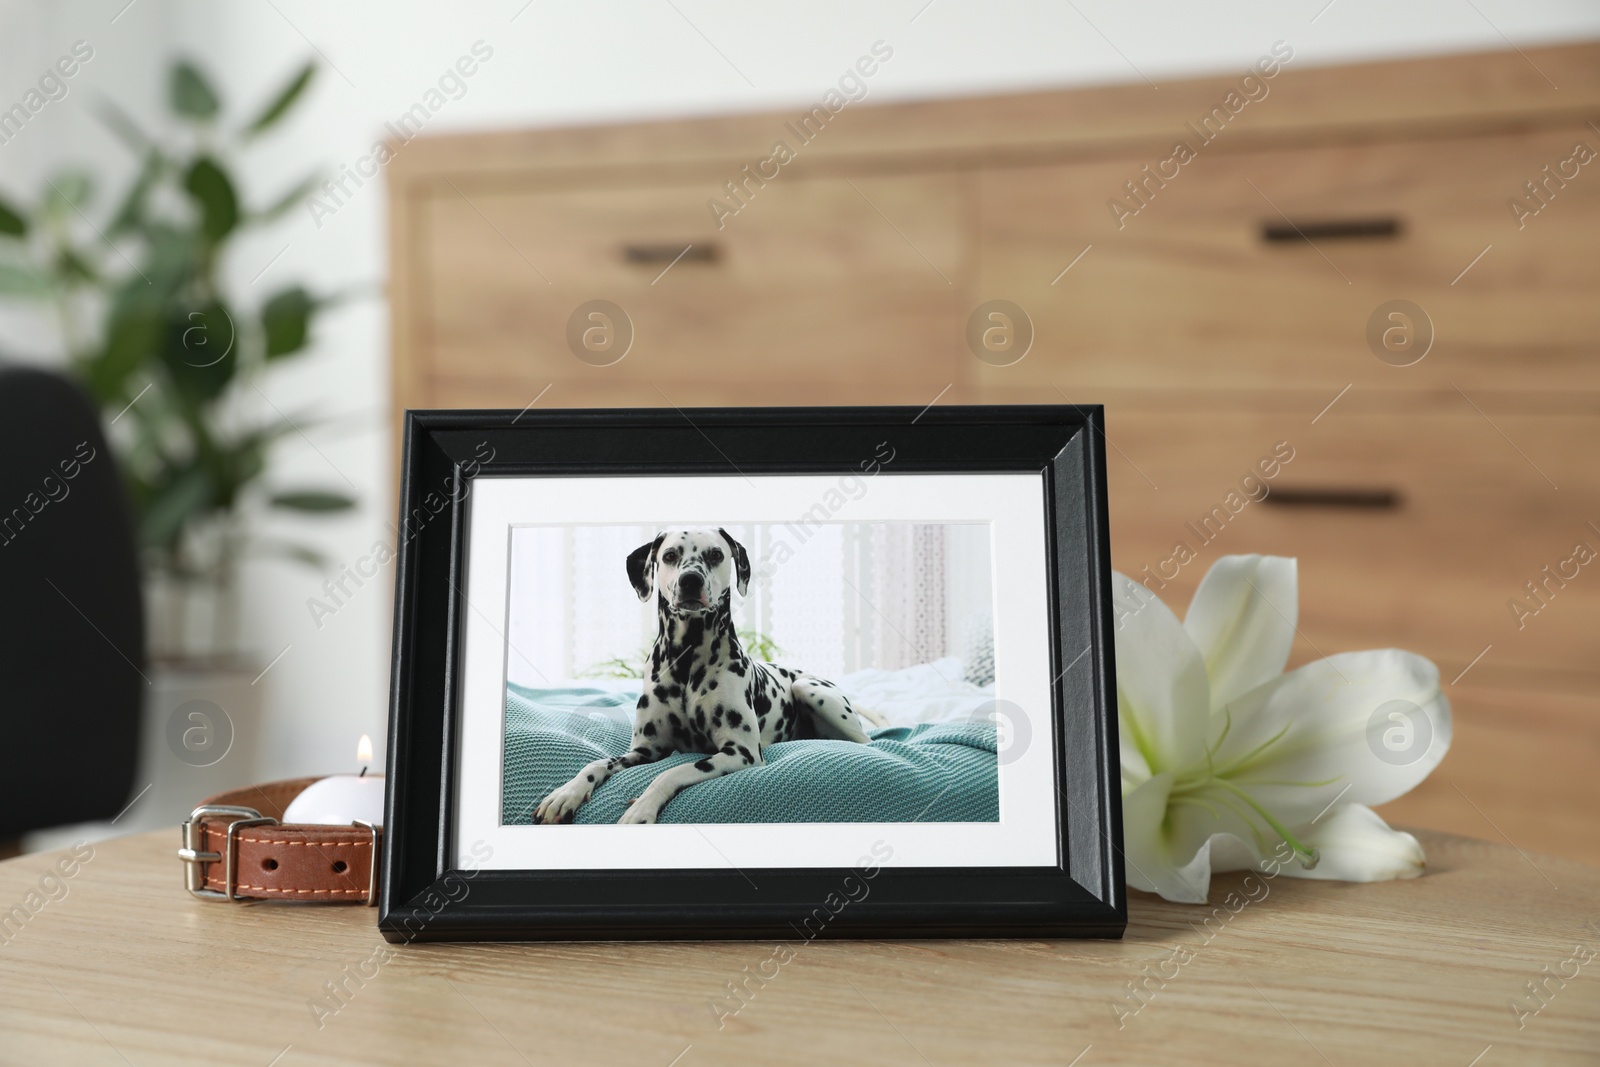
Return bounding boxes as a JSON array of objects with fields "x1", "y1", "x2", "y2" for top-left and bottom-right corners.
[
  {"x1": 1122, "y1": 772, "x2": 1279, "y2": 903},
  {"x1": 1214, "y1": 649, "x2": 1452, "y2": 828},
  {"x1": 1184, "y1": 554, "x2": 1298, "y2": 711},
  {"x1": 1123, "y1": 773, "x2": 1214, "y2": 903},
  {"x1": 1119, "y1": 726, "x2": 1152, "y2": 794},
  {"x1": 1110, "y1": 571, "x2": 1210, "y2": 778},
  {"x1": 1277, "y1": 803, "x2": 1424, "y2": 882}
]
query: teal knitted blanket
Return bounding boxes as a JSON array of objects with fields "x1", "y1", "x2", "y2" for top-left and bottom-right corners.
[{"x1": 502, "y1": 684, "x2": 999, "y2": 824}]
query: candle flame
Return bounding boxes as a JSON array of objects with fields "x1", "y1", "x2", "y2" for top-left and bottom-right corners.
[{"x1": 357, "y1": 734, "x2": 373, "y2": 764}]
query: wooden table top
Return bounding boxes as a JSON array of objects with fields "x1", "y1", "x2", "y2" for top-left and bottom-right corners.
[{"x1": 0, "y1": 828, "x2": 1595, "y2": 1066}]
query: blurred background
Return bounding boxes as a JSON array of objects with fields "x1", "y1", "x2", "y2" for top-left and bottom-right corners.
[
  {"x1": 506, "y1": 522, "x2": 994, "y2": 685},
  {"x1": 1, "y1": 1, "x2": 1595, "y2": 864}
]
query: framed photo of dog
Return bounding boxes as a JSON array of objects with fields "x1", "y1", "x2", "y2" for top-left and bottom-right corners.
[{"x1": 379, "y1": 406, "x2": 1125, "y2": 941}]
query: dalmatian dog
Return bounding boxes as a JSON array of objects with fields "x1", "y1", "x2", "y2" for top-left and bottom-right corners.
[{"x1": 533, "y1": 527, "x2": 878, "y2": 825}]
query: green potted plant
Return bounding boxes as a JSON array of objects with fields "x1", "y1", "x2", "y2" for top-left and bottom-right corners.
[{"x1": 0, "y1": 57, "x2": 352, "y2": 817}]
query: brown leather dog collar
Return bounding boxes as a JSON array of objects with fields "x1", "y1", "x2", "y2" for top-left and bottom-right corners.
[{"x1": 177, "y1": 777, "x2": 381, "y2": 905}]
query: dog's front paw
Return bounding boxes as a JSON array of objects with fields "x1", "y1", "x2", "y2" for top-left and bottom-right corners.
[
  {"x1": 617, "y1": 796, "x2": 662, "y2": 824},
  {"x1": 533, "y1": 781, "x2": 590, "y2": 824}
]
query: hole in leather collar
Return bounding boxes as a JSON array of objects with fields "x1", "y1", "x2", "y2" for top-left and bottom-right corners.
[
  {"x1": 332, "y1": 860, "x2": 348, "y2": 874},
  {"x1": 262, "y1": 858, "x2": 278, "y2": 871}
]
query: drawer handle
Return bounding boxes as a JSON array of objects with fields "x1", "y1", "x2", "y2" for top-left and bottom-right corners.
[
  {"x1": 1261, "y1": 218, "x2": 1402, "y2": 243},
  {"x1": 622, "y1": 242, "x2": 721, "y2": 265},
  {"x1": 1263, "y1": 487, "x2": 1401, "y2": 510}
]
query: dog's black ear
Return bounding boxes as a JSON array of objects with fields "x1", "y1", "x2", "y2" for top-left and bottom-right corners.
[
  {"x1": 627, "y1": 534, "x2": 664, "y2": 602},
  {"x1": 718, "y1": 527, "x2": 750, "y2": 596}
]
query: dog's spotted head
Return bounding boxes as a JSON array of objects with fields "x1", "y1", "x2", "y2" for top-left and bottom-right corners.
[{"x1": 627, "y1": 527, "x2": 750, "y2": 614}]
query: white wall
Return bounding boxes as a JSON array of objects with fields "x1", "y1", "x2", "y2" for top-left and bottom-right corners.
[{"x1": 4, "y1": 0, "x2": 1599, "y2": 788}]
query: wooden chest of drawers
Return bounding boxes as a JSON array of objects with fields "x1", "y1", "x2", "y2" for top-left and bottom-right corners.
[
  {"x1": 976, "y1": 127, "x2": 1600, "y2": 397},
  {"x1": 389, "y1": 41, "x2": 1600, "y2": 706}
]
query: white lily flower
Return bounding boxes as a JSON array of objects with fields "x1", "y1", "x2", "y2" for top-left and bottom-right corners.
[{"x1": 1114, "y1": 555, "x2": 1451, "y2": 904}]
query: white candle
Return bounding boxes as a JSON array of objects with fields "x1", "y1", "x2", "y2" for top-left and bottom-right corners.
[{"x1": 283, "y1": 734, "x2": 386, "y2": 826}]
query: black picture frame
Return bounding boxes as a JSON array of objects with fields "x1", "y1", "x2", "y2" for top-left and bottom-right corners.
[{"x1": 378, "y1": 405, "x2": 1125, "y2": 942}]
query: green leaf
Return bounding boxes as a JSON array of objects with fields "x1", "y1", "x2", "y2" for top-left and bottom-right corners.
[
  {"x1": 0, "y1": 262, "x2": 50, "y2": 297},
  {"x1": 45, "y1": 171, "x2": 93, "y2": 215},
  {"x1": 250, "y1": 538, "x2": 330, "y2": 571},
  {"x1": 211, "y1": 436, "x2": 266, "y2": 512},
  {"x1": 85, "y1": 281, "x2": 166, "y2": 402},
  {"x1": 0, "y1": 196, "x2": 26, "y2": 237},
  {"x1": 261, "y1": 285, "x2": 313, "y2": 358},
  {"x1": 95, "y1": 97, "x2": 154, "y2": 154},
  {"x1": 251, "y1": 173, "x2": 321, "y2": 225},
  {"x1": 108, "y1": 150, "x2": 165, "y2": 236},
  {"x1": 576, "y1": 655, "x2": 646, "y2": 681},
  {"x1": 738, "y1": 629, "x2": 783, "y2": 661},
  {"x1": 142, "y1": 223, "x2": 201, "y2": 296},
  {"x1": 269, "y1": 489, "x2": 357, "y2": 513},
  {"x1": 55, "y1": 246, "x2": 99, "y2": 284},
  {"x1": 170, "y1": 60, "x2": 220, "y2": 120},
  {"x1": 312, "y1": 282, "x2": 375, "y2": 310},
  {"x1": 140, "y1": 465, "x2": 214, "y2": 550},
  {"x1": 245, "y1": 62, "x2": 315, "y2": 137},
  {"x1": 118, "y1": 406, "x2": 177, "y2": 480},
  {"x1": 184, "y1": 157, "x2": 238, "y2": 243},
  {"x1": 160, "y1": 299, "x2": 238, "y2": 401}
]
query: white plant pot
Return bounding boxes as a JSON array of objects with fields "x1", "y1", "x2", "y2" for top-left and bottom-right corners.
[
  {"x1": 124, "y1": 662, "x2": 265, "y2": 835},
  {"x1": 144, "y1": 572, "x2": 242, "y2": 663}
]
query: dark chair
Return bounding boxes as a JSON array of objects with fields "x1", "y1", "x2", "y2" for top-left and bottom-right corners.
[{"x1": 0, "y1": 366, "x2": 143, "y2": 846}]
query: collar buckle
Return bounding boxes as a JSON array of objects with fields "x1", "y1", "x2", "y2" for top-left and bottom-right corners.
[{"x1": 178, "y1": 805, "x2": 279, "y2": 902}]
